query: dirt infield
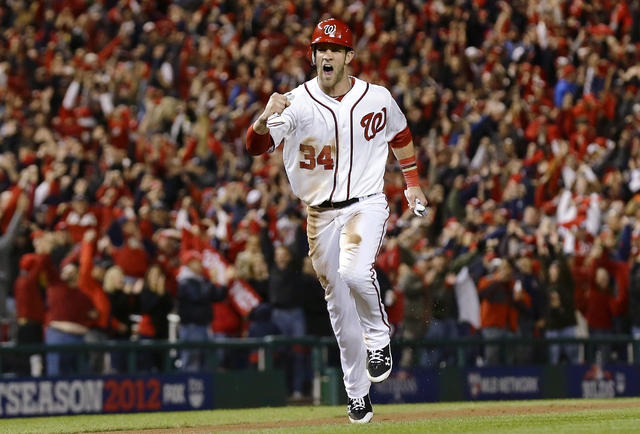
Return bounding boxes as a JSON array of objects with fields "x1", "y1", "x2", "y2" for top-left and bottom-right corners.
[{"x1": 100, "y1": 400, "x2": 640, "y2": 433}]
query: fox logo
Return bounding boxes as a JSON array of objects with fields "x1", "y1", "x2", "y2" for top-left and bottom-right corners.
[{"x1": 360, "y1": 108, "x2": 387, "y2": 141}]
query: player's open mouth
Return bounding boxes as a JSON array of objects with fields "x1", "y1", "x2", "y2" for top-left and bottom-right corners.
[{"x1": 322, "y1": 64, "x2": 334, "y2": 77}]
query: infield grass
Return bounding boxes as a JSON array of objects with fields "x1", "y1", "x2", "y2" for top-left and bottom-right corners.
[{"x1": 3, "y1": 398, "x2": 640, "y2": 433}]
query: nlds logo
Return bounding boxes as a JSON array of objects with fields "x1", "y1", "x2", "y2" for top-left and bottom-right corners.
[
  {"x1": 581, "y1": 364, "x2": 626, "y2": 398},
  {"x1": 323, "y1": 24, "x2": 337, "y2": 37},
  {"x1": 361, "y1": 108, "x2": 387, "y2": 141}
]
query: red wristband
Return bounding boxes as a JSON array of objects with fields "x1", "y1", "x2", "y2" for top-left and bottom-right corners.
[
  {"x1": 246, "y1": 125, "x2": 274, "y2": 156},
  {"x1": 403, "y1": 167, "x2": 419, "y2": 187},
  {"x1": 399, "y1": 155, "x2": 419, "y2": 187}
]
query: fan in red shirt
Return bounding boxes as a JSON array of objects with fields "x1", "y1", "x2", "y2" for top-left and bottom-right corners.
[
  {"x1": 61, "y1": 194, "x2": 99, "y2": 244},
  {"x1": 107, "y1": 215, "x2": 149, "y2": 278},
  {"x1": 477, "y1": 259, "x2": 531, "y2": 365},
  {"x1": 79, "y1": 230, "x2": 128, "y2": 334},
  {"x1": 14, "y1": 252, "x2": 55, "y2": 376},
  {"x1": 153, "y1": 229, "x2": 181, "y2": 297},
  {"x1": 45, "y1": 262, "x2": 97, "y2": 376}
]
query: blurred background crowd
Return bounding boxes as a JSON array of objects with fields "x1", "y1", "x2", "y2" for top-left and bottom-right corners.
[{"x1": 1, "y1": 0, "x2": 640, "y2": 397}]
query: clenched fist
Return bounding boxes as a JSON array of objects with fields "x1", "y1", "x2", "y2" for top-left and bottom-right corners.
[{"x1": 253, "y1": 93, "x2": 291, "y2": 134}]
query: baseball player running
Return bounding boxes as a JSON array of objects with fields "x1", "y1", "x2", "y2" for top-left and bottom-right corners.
[{"x1": 246, "y1": 18, "x2": 427, "y2": 424}]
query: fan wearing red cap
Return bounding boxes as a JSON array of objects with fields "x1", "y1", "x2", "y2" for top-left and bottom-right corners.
[{"x1": 246, "y1": 18, "x2": 428, "y2": 424}]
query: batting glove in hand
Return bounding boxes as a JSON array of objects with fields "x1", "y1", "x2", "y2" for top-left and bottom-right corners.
[{"x1": 404, "y1": 190, "x2": 429, "y2": 217}]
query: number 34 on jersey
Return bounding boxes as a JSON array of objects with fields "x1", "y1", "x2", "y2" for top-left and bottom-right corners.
[{"x1": 299, "y1": 141, "x2": 334, "y2": 171}]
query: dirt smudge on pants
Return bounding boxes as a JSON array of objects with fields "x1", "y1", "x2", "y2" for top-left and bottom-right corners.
[
  {"x1": 306, "y1": 206, "x2": 320, "y2": 259},
  {"x1": 343, "y1": 213, "x2": 362, "y2": 255},
  {"x1": 306, "y1": 206, "x2": 330, "y2": 293}
]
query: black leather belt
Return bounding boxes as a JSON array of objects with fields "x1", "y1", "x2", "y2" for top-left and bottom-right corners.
[
  {"x1": 316, "y1": 198, "x2": 359, "y2": 209},
  {"x1": 315, "y1": 194, "x2": 377, "y2": 209}
]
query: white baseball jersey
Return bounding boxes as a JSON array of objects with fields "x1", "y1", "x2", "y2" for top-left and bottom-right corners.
[{"x1": 267, "y1": 77, "x2": 409, "y2": 206}]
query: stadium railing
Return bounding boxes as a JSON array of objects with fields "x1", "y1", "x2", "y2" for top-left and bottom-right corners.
[
  {"x1": 0, "y1": 335, "x2": 638, "y2": 371},
  {"x1": 1, "y1": 336, "x2": 638, "y2": 405}
]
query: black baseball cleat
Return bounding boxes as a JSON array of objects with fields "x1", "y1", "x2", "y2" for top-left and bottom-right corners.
[
  {"x1": 347, "y1": 394, "x2": 373, "y2": 424},
  {"x1": 366, "y1": 344, "x2": 392, "y2": 382}
]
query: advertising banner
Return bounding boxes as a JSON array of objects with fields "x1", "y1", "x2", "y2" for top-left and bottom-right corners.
[
  {"x1": 566, "y1": 364, "x2": 640, "y2": 398},
  {"x1": 465, "y1": 366, "x2": 543, "y2": 400},
  {"x1": 0, "y1": 373, "x2": 213, "y2": 418},
  {"x1": 370, "y1": 368, "x2": 439, "y2": 404}
]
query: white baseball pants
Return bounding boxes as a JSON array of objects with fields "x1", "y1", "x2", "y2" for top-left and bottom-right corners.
[{"x1": 307, "y1": 193, "x2": 391, "y2": 399}]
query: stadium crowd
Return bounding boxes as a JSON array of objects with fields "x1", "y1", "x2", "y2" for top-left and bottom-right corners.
[{"x1": 1, "y1": 0, "x2": 640, "y2": 394}]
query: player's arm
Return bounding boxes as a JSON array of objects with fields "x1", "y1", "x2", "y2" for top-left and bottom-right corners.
[
  {"x1": 245, "y1": 93, "x2": 291, "y2": 156},
  {"x1": 389, "y1": 128, "x2": 428, "y2": 213}
]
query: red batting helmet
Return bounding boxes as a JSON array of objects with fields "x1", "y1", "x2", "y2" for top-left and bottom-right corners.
[{"x1": 309, "y1": 18, "x2": 354, "y2": 65}]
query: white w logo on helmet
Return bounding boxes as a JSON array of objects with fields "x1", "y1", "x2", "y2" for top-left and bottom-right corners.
[{"x1": 323, "y1": 24, "x2": 337, "y2": 37}]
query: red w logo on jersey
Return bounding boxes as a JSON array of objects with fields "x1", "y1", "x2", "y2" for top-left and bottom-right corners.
[{"x1": 360, "y1": 108, "x2": 387, "y2": 141}]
